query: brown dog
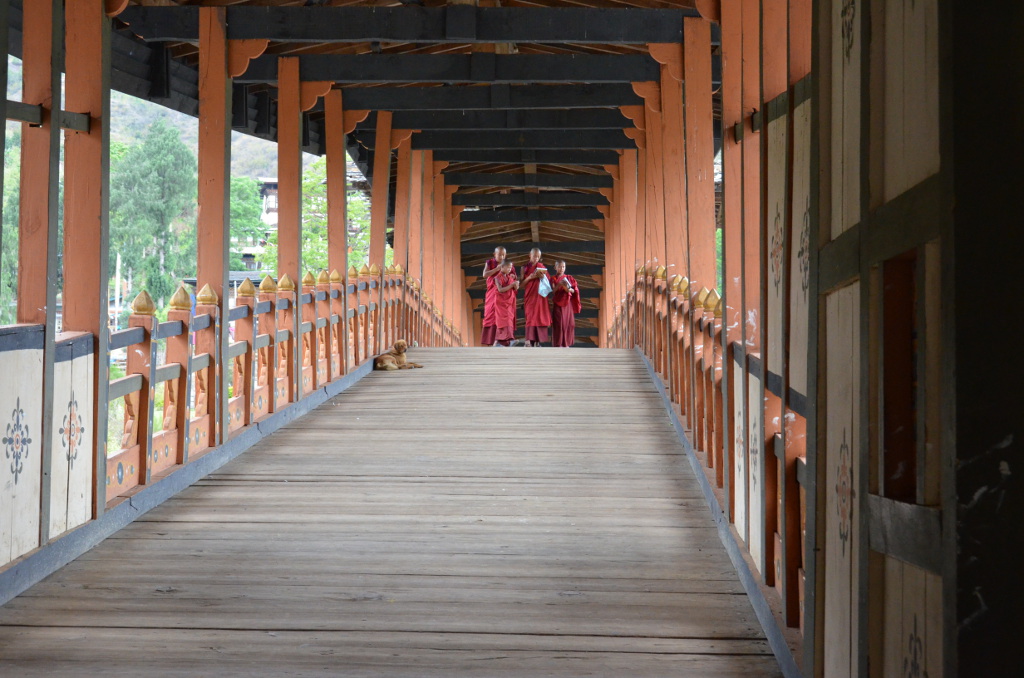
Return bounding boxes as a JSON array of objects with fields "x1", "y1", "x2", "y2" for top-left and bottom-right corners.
[{"x1": 374, "y1": 339, "x2": 423, "y2": 371}]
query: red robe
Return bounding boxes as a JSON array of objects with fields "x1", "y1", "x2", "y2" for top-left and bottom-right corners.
[
  {"x1": 493, "y1": 272, "x2": 518, "y2": 342},
  {"x1": 521, "y1": 261, "x2": 552, "y2": 343},
  {"x1": 480, "y1": 257, "x2": 501, "y2": 345},
  {"x1": 550, "y1": 274, "x2": 581, "y2": 347}
]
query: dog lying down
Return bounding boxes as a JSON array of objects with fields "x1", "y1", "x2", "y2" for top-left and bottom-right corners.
[{"x1": 374, "y1": 339, "x2": 424, "y2": 371}]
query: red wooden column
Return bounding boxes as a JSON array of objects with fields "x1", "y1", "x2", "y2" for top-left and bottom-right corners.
[
  {"x1": 649, "y1": 44, "x2": 688, "y2": 280},
  {"x1": 392, "y1": 138, "x2": 413, "y2": 276},
  {"x1": 634, "y1": 82, "x2": 667, "y2": 272},
  {"x1": 368, "y1": 111, "x2": 394, "y2": 268},
  {"x1": 741, "y1": 0, "x2": 762, "y2": 352},
  {"x1": 324, "y1": 90, "x2": 348, "y2": 285},
  {"x1": 277, "y1": 57, "x2": 302, "y2": 286},
  {"x1": 420, "y1": 151, "x2": 436, "y2": 342},
  {"x1": 407, "y1": 150, "x2": 424, "y2": 284},
  {"x1": 63, "y1": 0, "x2": 114, "y2": 518},
  {"x1": 620, "y1": 149, "x2": 638, "y2": 345},
  {"x1": 432, "y1": 161, "x2": 446, "y2": 332},
  {"x1": 683, "y1": 17, "x2": 717, "y2": 294}
]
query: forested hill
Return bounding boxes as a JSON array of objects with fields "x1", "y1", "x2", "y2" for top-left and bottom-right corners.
[{"x1": 8, "y1": 57, "x2": 290, "y2": 180}]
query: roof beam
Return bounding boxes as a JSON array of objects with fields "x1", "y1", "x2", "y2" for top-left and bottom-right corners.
[
  {"x1": 384, "y1": 109, "x2": 634, "y2": 131},
  {"x1": 461, "y1": 208, "x2": 603, "y2": 222},
  {"x1": 452, "y1": 192, "x2": 608, "y2": 207},
  {"x1": 464, "y1": 264, "x2": 604, "y2": 276},
  {"x1": 355, "y1": 129, "x2": 634, "y2": 151},
  {"x1": 462, "y1": 241, "x2": 605, "y2": 255},
  {"x1": 432, "y1": 150, "x2": 620, "y2": 165},
  {"x1": 447, "y1": 173, "x2": 613, "y2": 189},
  {"x1": 338, "y1": 84, "x2": 642, "y2": 111},
  {"x1": 238, "y1": 54, "x2": 660, "y2": 85},
  {"x1": 117, "y1": 7, "x2": 697, "y2": 44}
]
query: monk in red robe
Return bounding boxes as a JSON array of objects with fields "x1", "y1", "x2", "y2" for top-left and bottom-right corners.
[
  {"x1": 480, "y1": 246, "x2": 506, "y2": 346},
  {"x1": 520, "y1": 247, "x2": 552, "y2": 346},
  {"x1": 492, "y1": 260, "x2": 520, "y2": 346},
  {"x1": 550, "y1": 260, "x2": 582, "y2": 347}
]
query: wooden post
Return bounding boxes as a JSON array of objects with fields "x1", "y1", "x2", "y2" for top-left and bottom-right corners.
[
  {"x1": 683, "y1": 18, "x2": 717, "y2": 296},
  {"x1": 369, "y1": 111, "x2": 394, "y2": 268},
  {"x1": 63, "y1": 0, "x2": 112, "y2": 519},
  {"x1": 277, "y1": 58, "x2": 302, "y2": 403},
  {"x1": 393, "y1": 138, "x2": 413, "y2": 274},
  {"x1": 408, "y1": 150, "x2": 424, "y2": 283},
  {"x1": 324, "y1": 89, "x2": 349, "y2": 375}
]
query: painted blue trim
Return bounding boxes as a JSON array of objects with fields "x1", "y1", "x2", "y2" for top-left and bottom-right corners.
[
  {"x1": 0, "y1": 358, "x2": 374, "y2": 606},
  {"x1": 636, "y1": 348, "x2": 803, "y2": 678}
]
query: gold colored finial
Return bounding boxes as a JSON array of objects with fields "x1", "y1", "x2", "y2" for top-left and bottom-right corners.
[
  {"x1": 330, "y1": 269, "x2": 342, "y2": 283},
  {"x1": 713, "y1": 297, "x2": 723, "y2": 318},
  {"x1": 385, "y1": 264, "x2": 395, "y2": 275},
  {"x1": 259, "y1": 275, "x2": 277, "y2": 293},
  {"x1": 278, "y1": 273, "x2": 296, "y2": 292},
  {"x1": 394, "y1": 263, "x2": 404, "y2": 275},
  {"x1": 236, "y1": 278, "x2": 256, "y2": 298},
  {"x1": 704, "y1": 289, "x2": 721, "y2": 312},
  {"x1": 168, "y1": 285, "x2": 192, "y2": 310},
  {"x1": 654, "y1": 265, "x2": 667, "y2": 280},
  {"x1": 302, "y1": 271, "x2": 316, "y2": 287},
  {"x1": 196, "y1": 283, "x2": 219, "y2": 306},
  {"x1": 317, "y1": 270, "x2": 330, "y2": 285},
  {"x1": 359, "y1": 264, "x2": 371, "y2": 276},
  {"x1": 131, "y1": 290, "x2": 156, "y2": 316},
  {"x1": 696, "y1": 286, "x2": 710, "y2": 307},
  {"x1": 637, "y1": 265, "x2": 646, "y2": 276},
  {"x1": 677, "y1": 276, "x2": 689, "y2": 295},
  {"x1": 348, "y1": 265, "x2": 359, "y2": 279},
  {"x1": 369, "y1": 263, "x2": 382, "y2": 276}
]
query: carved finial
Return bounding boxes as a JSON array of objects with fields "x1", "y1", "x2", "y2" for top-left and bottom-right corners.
[
  {"x1": 259, "y1": 275, "x2": 278, "y2": 293},
  {"x1": 278, "y1": 273, "x2": 296, "y2": 292},
  {"x1": 704, "y1": 289, "x2": 721, "y2": 312},
  {"x1": 359, "y1": 264, "x2": 371, "y2": 276},
  {"x1": 317, "y1": 270, "x2": 330, "y2": 285},
  {"x1": 236, "y1": 277, "x2": 256, "y2": 298},
  {"x1": 196, "y1": 283, "x2": 219, "y2": 306},
  {"x1": 168, "y1": 284, "x2": 192, "y2": 310},
  {"x1": 637, "y1": 265, "x2": 646, "y2": 276},
  {"x1": 654, "y1": 265, "x2": 667, "y2": 280},
  {"x1": 714, "y1": 297, "x2": 723, "y2": 318},
  {"x1": 330, "y1": 269, "x2": 342, "y2": 283},
  {"x1": 677, "y1": 276, "x2": 689, "y2": 295},
  {"x1": 131, "y1": 290, "x2": 156, "y2": 316},
  {"x1": 385, "y1": 264, "x2": 395, "y2": 275},
  {"x1": 302, "y1": 271, "x2": 316, "y2": 287},
  {"x1": 369, "y1": 263, "x2": 382, "y2": 276},
  {"x1": 394, "y1": 263, "x2": 404, "y2": 275},
  {"x1": 348, "y1": 265, "x2": 359, "y2": 278},
  {"x1": 696, "y1": 286, "x2": 710, "y2": 307}
]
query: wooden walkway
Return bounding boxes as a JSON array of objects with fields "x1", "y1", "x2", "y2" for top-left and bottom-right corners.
[{"x1": 0, "y1": 348, "x2": 781, "y2": 677}]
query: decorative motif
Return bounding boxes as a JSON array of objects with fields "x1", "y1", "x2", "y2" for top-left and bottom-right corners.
[
  {"x1": 841, "y1": 0, "x2": 857, "y2": 62},
  {"x1": 770, "y1": 206, "x2": 784, "y2": 295},
  {"x1": 750, "y1": 420, "x2": 760, "y2": 492},
  {"x1": 798, "y1": 195, "x2": 811, "y2": 301},
  {"x1": 903, "y1": 614, "x2": 929, "y2": 678},
  {"x1": 2, "y1": 398, "x2": 32, "y2": 484},
  {"x1": 59, "y1": 391, "x2": 85, "y2": 469},
  {"x1": 835, "y1": 428, "x2": 855, "y2": 555}
]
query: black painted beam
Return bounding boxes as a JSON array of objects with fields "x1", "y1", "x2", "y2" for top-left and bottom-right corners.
[
  {"x1": 446, "y1": 173, "x2": 613, "y2": 189},
  {"x1": 452, "y1": 191, "x2": 608, "y2": 207},
  {"x1": 117, "y1": 6, "x2": 698, "y2": 44},
  {"x1": 355, "y1": 129, "x2": 633, "y2": 151},
  {"x1": 461, "y1": 207, "x2": 603, "y2": 222},
  {"x1": 384, "y1": 109, "x2": 633, "y2": 131},
  {"x1": 464, "y1": 264, "x2": 603, "y2": 276},
  {"x1": 462, "y1": 241, "x2": 605, "y2": 255},
  {"x1": 339, "y1": 84, "x2": 642, "y2": 111},
  {"x1": 433, "y1": 150, "x2": 620, "y2": 165},
  {"x1": 239, "y1": 53, "x2": 659, "y2": 84}
]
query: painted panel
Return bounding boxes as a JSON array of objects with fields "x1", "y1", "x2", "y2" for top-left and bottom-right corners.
[
  {"x1": 883, "y1": 0, "x2": 940, "y2": 201},
  {"x1": 49, "y1": 351, "x2": 95, "y2": 538},
  {"x1": 824, "y1": 282, "x2": 861, "y2": 678},
  {"x1": 830, "y1": 0, "x2": 862, "y2": 238},
  {"x1": 732, "y1": 363, "x2": 748, "y2": 542},
  {"x1": 789, "y1": 98, "x2": 813, "y2": 398},
  {"x1": 150, "y1": 428, "x2": 178, "y2": 475},
  {"x1": 748, "y1": 368, "x2": 765, "y2": 574},
  {"x1": 766, "y1": 111, "x2": 789, "y2": 381},
  {"x1": 882, "y1": 556, "x2": 944, "y2": 678},
  {"x1": 0, "y1": 346, "x2": 44, "y2": 564}
]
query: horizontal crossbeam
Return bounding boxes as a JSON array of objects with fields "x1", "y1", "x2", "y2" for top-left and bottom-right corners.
[
  {"x1": 461, "y1": 208, "x2": 603, "y2": 222},
  {"x1": 381, "y1": 109, "x2": 634, "y2": 131},
  {"x1": 433, "y1": 150, "x2": 620, "y2": 165},
  {"x1": 339, "y1": 84, "x2": 642, "y2": 111},
  {"x1": 462, "y1": 241, "x2": 605, "y2": 255},
  {"x1": 239, "y1": 54, "x2": 659, "y2": 84},
  {"x1": 118, "y1": 6, "x2": 697, "y2": 44},
  {"x1": 446, "y1": 173, "x2": 613, "y2": 189},
  {"x1": 464, "y1": 264, "x2": 604, "y2": 276},
  {"x1": 452, "y1": 192, "x2": 608, "y2": 207},
  {"x1": 356, "y1": 129, "x2": 633, "y2": 151}
]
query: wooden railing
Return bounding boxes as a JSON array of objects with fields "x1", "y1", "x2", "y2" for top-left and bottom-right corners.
[{"x1": 609, "y1": 265, "x2": 808, "y2": 632}]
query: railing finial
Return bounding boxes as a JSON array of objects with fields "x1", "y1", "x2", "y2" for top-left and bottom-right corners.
[
  {"x1": 130, "y1": 289, "x2": 156, "y2": 316},
  {"x1": 317, "y1": 270, "x2": 331, "y2": 285},
  {"x1": 196, "y1": 283, "x2": 219, "y2": 306},
  {"x1": 369, "y1": 263, "x2": 382, "y2": 276},
  {"x1": 169, "y1": 284, "x2": 192, "y2": 310},
  {"x1": 259, "y1": 275, "x2": 278, "y2": 293},
  {"x1": 237, "y1": 278, "x2": 256, "y2": 298},
  {"x1": 654, "y1": 265, "x2": 667, "y2": 280},
  {"x1": 301, "y1": 271, "x2": 317, "y2": 287},
  {"x1": 359, "y1": 264, "x2": 371, "y2": 277},
  {"x1": 277, "y1": 274, "x2": 296, "y2": 292},
  {"x1": 704, "y1": 289, "x2": 721, "y2": 312},
  {"x1": 696, "y1": 286, "x2": 710, "y2": 307},
  {"x1": 330, "y1": 269, "x2": 343, "y2": 283}
]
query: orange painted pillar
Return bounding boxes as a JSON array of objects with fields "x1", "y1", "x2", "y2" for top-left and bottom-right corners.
[
  {"x1": 789, "y1": 0, "x2": 812, "y2": 83},
  {"x1": 277, "y1": 57, "x2": 302, "y2": 285},
  {"x1": 369, "y1": 111, "x2": 394, "y2": 268},
  {"x1": 635, "y1": 83, "x2": 666, "y2": 271},
  {"x1": 392, "y1": 138, "x2": 413, "y2": 274},
  {"x1": 407, "y1": 150, "x2": 424, "y2": 282},
  {"x1": 650, "y1": 44, "x2": 688, "y2": 280},
  {"x1": 18, "y1": 0, "x2": 59, "y2": 325},
  {"x1": 620, "y1": 149, "x2": 638, "y2": 346},
  {"x1": 420, "y1": 151, "x2": 436, "y2": 342},
  {"x1": 683, "y1": 17, "x2": 717, "y2": 294},
  {"x1": 433, "y1": 162, "x2": 446, "y2": 327},
  {"x1": 741, "y1": 0, "x2": 761, "y2": 353},
  {"x1": 324, "y1": 89, "x2": 348, "y2": 281}
]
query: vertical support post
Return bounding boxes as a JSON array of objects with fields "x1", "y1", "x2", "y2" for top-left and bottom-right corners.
[
  {"x1": 63, "y1": 0, "x2": 111, "y2": 519},
  {"x1": 392, "y1": 138, "x2": 412, "y2": 274},
  {"x1": 324, "y1": 89, "x2": 349, "y2": 375},
  {"x1": 369, "y1": 111, "x2": 394, "y2": 268},
  {"x1": 277, "y1": 57, "x2": 302, "y2": 403},
  {"x1": 683, "y1": 17, "x2": 717, "y2": 294},
  {"x1": 197, "y1": 7, "x2": 231, "y2": 445}
]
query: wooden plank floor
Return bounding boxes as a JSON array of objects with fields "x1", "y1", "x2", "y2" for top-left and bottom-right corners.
[{"x1": 0, "y1": 348, "x2": 782, "y2": 677}]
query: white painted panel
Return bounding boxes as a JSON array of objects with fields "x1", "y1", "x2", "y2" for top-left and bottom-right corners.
[
  {"x1": 0, "y1": 346, "x2": 44, "y2": 564},
  {"x1": 66, "y1": 354, "x2": 94, "y2": 531},
  {"x1": 747, "y1": 369, "x2": 765, "y2": 574},
  {"x1": 766, "y1": 114, "x2": 789, "y2": 380},
  {"x1": 732, "y1": 365, "x2": 747, "y2": 543},
  {"x1": 47, "y1": 359, "x2": 74, "y2": 539},
  {"x1": 788, "y1": 99, "x2": 813, "y2": 397}
]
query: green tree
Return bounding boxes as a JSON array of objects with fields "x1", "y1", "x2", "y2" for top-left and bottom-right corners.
[
  {"x1": 0, "y1": 124, "x2": 21, "y2": 325},
  {"x1": 229, "y1": 176, "x2": 266, "y2": 271}
]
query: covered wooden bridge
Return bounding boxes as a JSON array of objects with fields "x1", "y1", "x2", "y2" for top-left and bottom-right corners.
[{"x1": 0, "y1": 2, "x2": 1019, "y2": 677}]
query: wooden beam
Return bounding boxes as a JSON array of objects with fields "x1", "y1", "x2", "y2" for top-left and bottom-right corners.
[
  {"x1": 461, "y1": 207, "x2": 603, "y2": 222},
  {"x1": 117, "y1": 7, "x2": 698, "y2": 44},
  {"x1": 452, "y1": 192, "x2": 608, "y2": 207},
  {"x1": 361, "y1": 129, "x2": 636, "y2": 151},
  {"x1": 446, "y1": 173, "x2": 613, "y2": 189},
  {"x1": 432, "y1": 150, "x2": 619, "y2": 165},
  {"x1": 324, "y1": 89, "x2": 348, "y2": 281},
  {"x1": 339, "y1": 84, "x2": 642, "y2": 111},
  {"x1": 239, "y1": 54, "x2": 660, "y2": 85},
  {"x1": 383, "y1": 108, "x2": 634, "y2": 131},
  {"x1": 462, "y1": 241, "x2": 605, "y2": 255}
]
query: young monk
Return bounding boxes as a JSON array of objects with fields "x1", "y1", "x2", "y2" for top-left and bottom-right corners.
[
  {"x1": 480, "y1": 246, "x2": 507, "y2": 345},
  {"x1": 550, "y1": 260, "x2": 582, "y2": 347},
  {"x1": 492, "y1": 260, "x2": 520, "y2": 347},
  {"x1": 520, "y1": 247, "x2": 552, "y2": 347}
]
